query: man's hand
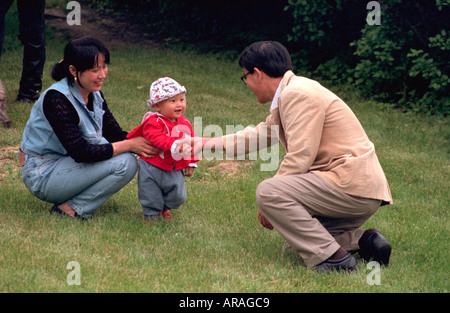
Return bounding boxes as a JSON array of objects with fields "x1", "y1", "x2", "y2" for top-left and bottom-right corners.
[
  {"x1": 258, "y1": 208, "x2": 273, "y2": 230},
  {"x1": 175, "y1": 137, "x2": 206, "y2": 156}
]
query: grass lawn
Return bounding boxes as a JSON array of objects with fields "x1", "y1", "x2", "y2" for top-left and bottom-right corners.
[{"x1": 0, "y1": 2, "x2": 448, "y2": 293}]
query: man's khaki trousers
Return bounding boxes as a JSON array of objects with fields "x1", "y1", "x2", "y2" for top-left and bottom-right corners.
[{"x1": 256, "y1": 172, "x2": 381, "y2": 267}]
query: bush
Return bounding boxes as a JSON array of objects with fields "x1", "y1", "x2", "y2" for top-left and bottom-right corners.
[
  {"x1": 285, "y1": 0, "x2": 365, "y2": 71},
  {"x1": 286, "y1": 0, "x2": 449, "y2": 115},
  {"x1": 349, "y1": 0, "x2": 449, "y2": 115}
]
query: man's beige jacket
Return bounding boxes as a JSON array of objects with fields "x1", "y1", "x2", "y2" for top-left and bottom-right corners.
[{"x1": 223, "y1": 71, "x2": 392, "y2": 204}]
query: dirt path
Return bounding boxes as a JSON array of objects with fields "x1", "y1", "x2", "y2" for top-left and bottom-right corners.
[
  {"x1": 44, "y1": 5, "x2": 160, "y2": 48},
  {"x1": 0, "y1": 144, "x2": 20, "y2": 182}
]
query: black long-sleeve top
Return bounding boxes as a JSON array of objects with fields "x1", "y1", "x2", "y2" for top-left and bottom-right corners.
[{"x1": 43, "y1": 90, "x2": 128, "y2": 163}]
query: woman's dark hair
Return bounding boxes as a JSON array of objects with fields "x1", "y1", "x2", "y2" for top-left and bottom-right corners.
[
  {"x1": 51, "y1": 36, "x2": 110, "y2": 82},
  {"x1": 238, "y1": 41, "x2": 292, "y2": 78}
]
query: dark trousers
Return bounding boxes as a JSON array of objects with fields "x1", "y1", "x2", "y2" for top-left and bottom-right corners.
[{"x1": 0, "y1": 0, "x2": 46, "y2": 100}]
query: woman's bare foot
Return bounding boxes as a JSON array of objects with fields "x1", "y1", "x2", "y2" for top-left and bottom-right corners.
[{"x1": 52, "y1": 202, "x2": 77, "y2": 217}]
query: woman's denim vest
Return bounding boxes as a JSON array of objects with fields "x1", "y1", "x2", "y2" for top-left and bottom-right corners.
[{"x1": 20, "y1": 78, "x2": 108, "y2": 199}]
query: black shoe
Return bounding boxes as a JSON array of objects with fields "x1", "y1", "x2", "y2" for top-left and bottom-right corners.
[
  {"x1": 358, "y1": 229, "x2": 391, "y2": 266},
  {"x1": 50, "y1": 204, "x2": 87, "y2": 221},
  {"x1": 16, "y1": 95, "x2": 37, "y2": 103},
  {"x1": 313, "y1": 253, "x2": 357, "y2": 273}
]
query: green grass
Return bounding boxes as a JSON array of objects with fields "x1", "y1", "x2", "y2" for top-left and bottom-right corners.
[{"x1": 0, "y1": 3, "x2": 449, "y2": 293}]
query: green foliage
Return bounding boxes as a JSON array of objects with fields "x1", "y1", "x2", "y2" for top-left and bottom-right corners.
[
  {"x1": 406, "y1": 30, "x2": 450, "y2": 115},
  {"x1": 349, "y1": 0, "x2": 449, "y2": 115},
  {"x1": 285, "y1": 0, "x2": 365, "y2": 70},
  {"x1": 286, "y1": 0, "x2": 449, "y2": 115},
  {"x1": 350, "y1": 21, "x2": 408, "y2": 102}
]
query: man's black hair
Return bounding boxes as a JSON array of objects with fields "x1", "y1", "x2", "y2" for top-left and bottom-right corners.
[{"x1": 238, "y1": 41, "x2": 293, "y2": 78}]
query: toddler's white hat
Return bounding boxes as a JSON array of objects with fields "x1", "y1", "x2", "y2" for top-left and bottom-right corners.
[{"x1": 147, "y1": 77, "x2": 186, "y2": 108}]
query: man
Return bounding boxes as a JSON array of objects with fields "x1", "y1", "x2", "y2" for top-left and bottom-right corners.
[
  {"x1": 0, "y1": 0, "x2": 46, "y2": 103},
  {"x1": 178, "y1": 41, "x2": 392, "y2": 272}
]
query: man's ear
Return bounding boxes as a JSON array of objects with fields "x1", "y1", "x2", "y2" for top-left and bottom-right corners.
[
  {"x1": 254, "y1": 67, "x2": 270, "y2": 85},
  {"x1": 253, "y1": 67, "x2": 265, "y2": 80}
]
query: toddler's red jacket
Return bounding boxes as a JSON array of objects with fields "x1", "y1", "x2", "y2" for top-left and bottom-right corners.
[{"x1": 127, "y1": 112, "x2": 198, "y2": 171}]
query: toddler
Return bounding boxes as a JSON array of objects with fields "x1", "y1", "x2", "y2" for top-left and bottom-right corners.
[{"x1": 127, "y1": 77, "x2": 198, "y2": 221}]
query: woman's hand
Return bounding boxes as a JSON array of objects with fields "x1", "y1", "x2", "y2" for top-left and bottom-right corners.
[
  {"x1": 112, "y1": 136, "x2": 160, "y2": 158},
  {"x1": 128, "y1": 136, "x2": 160, "y2": 158}
]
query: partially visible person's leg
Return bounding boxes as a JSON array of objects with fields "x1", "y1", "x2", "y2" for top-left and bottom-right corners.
[
  {"x1": 0, "y1": 1, "x2": 14, "y2": 128},
  {"x1": 0, "y1": 80, "x2": 10, "y2": 128},
  {"x1": 16, "y1": 0, "x2": 46, "y2": 102},
  {"x1": 0, "y1": 0, "x2": 14, "y2": 55}
]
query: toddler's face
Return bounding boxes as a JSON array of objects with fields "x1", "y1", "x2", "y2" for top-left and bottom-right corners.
[{"x1": 154, "y1": 93, "x2": 186, "y2": 121}]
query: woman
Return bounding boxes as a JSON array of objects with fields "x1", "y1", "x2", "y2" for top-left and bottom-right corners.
[{"x1": 19, "y1": 37, "x2": 156, "y2": 219}]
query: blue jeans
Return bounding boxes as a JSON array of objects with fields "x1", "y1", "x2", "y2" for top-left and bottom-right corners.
[{"x1": 21, "y1": 152, "x2": 138, "y2": 217}]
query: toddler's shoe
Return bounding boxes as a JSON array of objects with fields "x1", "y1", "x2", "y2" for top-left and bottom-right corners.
[
  {"x1": 160, "y1": 209, "x2": 173, "y2": 220},
  {"x1": 144, "y1": 209, "x2": 173, "y2": 222}
]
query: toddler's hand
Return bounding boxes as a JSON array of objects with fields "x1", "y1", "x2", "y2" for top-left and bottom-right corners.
[
  {"x1": 175, "y1": 137, "x2": 203, "y2": 156},
  {"x1": 184, "y1": 167, "x2": 195, "y2": 177}
]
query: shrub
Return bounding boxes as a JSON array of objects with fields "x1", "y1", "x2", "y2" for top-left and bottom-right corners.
[
  {"x1": 285, "y1": 0, "x2": 365, "y2": 71},
  {"x1": 349, "y1": 0, "x2": 449, "y2": 115},
  {"x1": 286, "y1": 0, "x2": 449, "y2": 115}
]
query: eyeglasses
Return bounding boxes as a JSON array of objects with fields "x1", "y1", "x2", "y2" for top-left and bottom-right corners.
[{"x1": 240, "y1": 72, "x2": 251, "y2": 85}]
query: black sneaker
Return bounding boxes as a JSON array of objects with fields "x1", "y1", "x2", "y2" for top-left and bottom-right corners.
[{"x1": 16, "y1": 95, "x2": 37, "y2": 103}]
